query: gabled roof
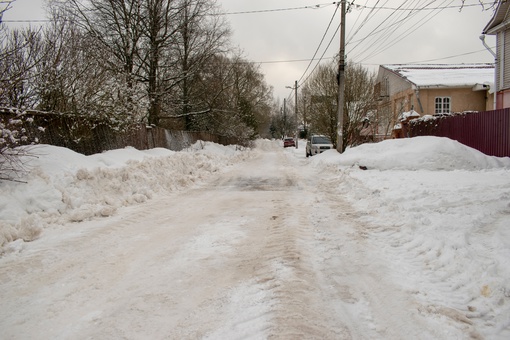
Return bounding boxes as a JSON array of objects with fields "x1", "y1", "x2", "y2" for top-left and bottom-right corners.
[
  {"x1": 381, "y1": 64, "x2": 494, "y2": 89},
  {"x1": 483, "y1": 0, "x2": 510, "y2": 35}
]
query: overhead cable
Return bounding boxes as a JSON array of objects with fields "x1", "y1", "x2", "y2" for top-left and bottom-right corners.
[{"x1": 297, "y1": 2, "x2": 340, "y2": 85}]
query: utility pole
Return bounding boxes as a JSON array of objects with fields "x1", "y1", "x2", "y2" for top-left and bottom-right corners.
[
  {"x1": 294, "y1": 80, "x2": 299, "y2": 148},
  {"x1": 336, "y1": 0, "x2": 346, "y2": 153},
  {"x1": 286, "y1": 81, "x2": 299, "y2": 148},
  {"x1": 283, "y1": 98, "x2": 287, "y2": 137}
]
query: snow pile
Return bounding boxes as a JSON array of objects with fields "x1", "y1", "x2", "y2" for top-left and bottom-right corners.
[
  {"x1": 316, "y1": 136, "x2": 510, "y2": 171},
  {"x1": 314, "y1": 136, "x2": 510, "y2": 338},
  {"x1": 0, "y1": 142, "x2": 251, "y2": 249},
  {"x1": 254, "y1": 138, "x2": 283, "y2": 151}
]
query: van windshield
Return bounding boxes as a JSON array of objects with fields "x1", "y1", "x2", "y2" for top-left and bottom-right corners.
[{"x1": 312, "y1": 136, "x2": 331, "y2": 144}]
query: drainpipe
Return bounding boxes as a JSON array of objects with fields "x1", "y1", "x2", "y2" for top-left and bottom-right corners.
[
  {"x1": 413, "y1": 85, "x2": 424, "y2": 114},
  {"x1": 480, "y1": 34, "x2": 497, "y2": 109},
  {"x1": 480, "y1": 34, "x2": 496, "y2": 58}
]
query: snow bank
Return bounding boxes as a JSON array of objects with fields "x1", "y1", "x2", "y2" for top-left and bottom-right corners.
[
  {"x1": 313, "y1": 136, "x2": 510, "y2": 338},
  {"x1": 254, "y1": 138, "x2": 282, "y2": 151},
  {"x1": 0, "y1": 142, "x2": 251, "y2": 249},
  {"x1": 315, "y1": 136, "x2": 510, "y2": 171}
]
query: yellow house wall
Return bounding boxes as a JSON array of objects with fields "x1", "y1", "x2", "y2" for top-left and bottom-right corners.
[{"x1": 418, "y1": 88, "x2": 492, "y2": 114}]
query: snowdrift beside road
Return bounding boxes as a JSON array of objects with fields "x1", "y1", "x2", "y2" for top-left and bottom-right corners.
[
  {"x1": 317, "y1": 136, "x2": 510, "y2": 171},
  {"x1": 0, "y1": 142, "x2": 250, "y2": 249},
  {"x1": 313, "y1": 136, "x2": 510, "y2": 338}
]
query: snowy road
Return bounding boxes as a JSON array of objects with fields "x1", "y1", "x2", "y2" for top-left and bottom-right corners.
[{"x1": 0, "y1": 143, "x2": 498, "y2": 339}]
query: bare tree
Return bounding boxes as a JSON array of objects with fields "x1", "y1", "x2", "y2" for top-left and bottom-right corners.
[
  {"x1": 0, "y1": 27, "x2": 44, "y2": 109},
  {"x1": 33, "y1": 4, "x2": 146, "y2": 130},
  {"x1": 301, "y1": 63, "x2": 338, "y2": 145},
  {"x1": 461, "y1": 0, "x2": 499, "y2": 11},
  {"x1": 0, "y1": 0, "x2": 14, "y2": 22},
  {"x1": 301, "y1": 60, "x2": 376, "y2": 150},
  {"x1": 344, "y1": 62, "x2": 376, "y2": 147},
  {"x1": 174, "y1": 52, "x2": 272, "y2": 140},
  {"x1": 64, "y1": 0, "x2": 231, "y2": 126},
  {"x1": 65, "y1": 0, "x2": 147, "y2": 120},
  {"x1": 170, "y1": 0, "x2": 230, "y2": 128}
]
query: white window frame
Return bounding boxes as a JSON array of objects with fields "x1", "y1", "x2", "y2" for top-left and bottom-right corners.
[{"x1": 435, "y1": 97, "x2": 451, "y2": 114}]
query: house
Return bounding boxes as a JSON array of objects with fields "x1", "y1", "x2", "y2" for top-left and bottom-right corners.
[
  {"x1": 374, "y1": 64, "x2": 495, "y2": 138},
  {"x1": 482, "y1": 0, "x2": 510, "y2": 109}
]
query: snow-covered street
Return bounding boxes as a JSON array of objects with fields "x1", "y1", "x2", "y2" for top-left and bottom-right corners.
[{"x1": 1, "y1": 138, "x2": 510, "y2": 339}]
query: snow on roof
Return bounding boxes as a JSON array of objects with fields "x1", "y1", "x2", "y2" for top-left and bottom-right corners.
[
  {"x1": 399, "y1": 110, "x2": 420, "y2": 122},
  {"x1": 382, "y1": 64, "x2": 494, "y2": 89},
  {"x1": 483, "y1": 0, "x2": 510, "y2": 34}
]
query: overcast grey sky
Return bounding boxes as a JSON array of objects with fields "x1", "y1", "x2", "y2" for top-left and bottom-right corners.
[{"x1": 3, "y1": 0, "x2": 497, "y2": 100}]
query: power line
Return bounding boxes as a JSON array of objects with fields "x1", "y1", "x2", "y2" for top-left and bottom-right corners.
[
  {"x1": 348, "y1": 0, "x2": 428, "y2": 59},
  {"x1": 351, "y1": 0, "x2": 427, "y2": 61},
  {"x1": 219, "y1": 2, "x2": 339, "y2": 16},
  {"x1": 257, "y1": 57, "x2": 335, "y2": 65},
  {"x1": 285, "y1": 20, "x2": 341, "y2": 103},
  {"x1": 357, "y1": 0, "x2": 455, "y2": 63},
  {"x1": 354, "y1": 2, "x2": 481, "y2": 11},
  {"x1": 300, "y1": 23, "x2": 341, "y2": 86},
  {"x1": 0, "y1": 1, "x2": 340, "y2": 23},
  {"x1": 297, "y1": 2, "x2": 340, "y2": 85},
  {"x1": 403, "y1": 47, "x2": 496, "y2": 64}
]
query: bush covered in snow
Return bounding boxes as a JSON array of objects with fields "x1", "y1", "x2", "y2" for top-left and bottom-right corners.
[{"x1": 0, "y1": 109, "x2": 43, "y2": 181}]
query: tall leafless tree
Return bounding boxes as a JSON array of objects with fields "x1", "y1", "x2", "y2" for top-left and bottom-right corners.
[
  {"x1": 301, "y1": 60, "x2": 376, "y2": 150},
  {"x1": 0, "y1": 27, "x2": 43, "y2": 109},
  {"x1": 170, "y1": 0, "x2": 230, "y2": 129}
]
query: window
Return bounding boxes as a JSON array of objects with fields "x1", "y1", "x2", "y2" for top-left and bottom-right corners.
[{"x1": 435, "y1": 97, "x2": 451, "y2": 114}]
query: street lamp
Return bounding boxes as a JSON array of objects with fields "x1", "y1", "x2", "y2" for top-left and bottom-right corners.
[{"x1": 286, "y1": 80, "x2": 299, "y2": 148}]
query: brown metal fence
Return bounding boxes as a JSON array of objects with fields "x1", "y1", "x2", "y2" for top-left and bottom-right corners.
[
  {"x1": 408, "y1": 109, "x2": 510, "y2": 157},
  {"x1": 1, "y1": 109, "x2": 248, "y2": 155}
]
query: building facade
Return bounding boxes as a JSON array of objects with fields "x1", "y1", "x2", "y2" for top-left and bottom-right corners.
[
  {"x1": 483, "y1": 0, "x2": 510, "y2": 109},
  {"x1": 375, "y1": 64, "x2": 495, "y2": 138}
]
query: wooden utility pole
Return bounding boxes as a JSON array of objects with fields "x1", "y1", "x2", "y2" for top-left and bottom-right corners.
[
  {"x1": 336, "y1": 0, "x2": 346, "y2": 153},
  {"x1": 294, "y1": 80, "x2": 299, "y2": 148},
  {"x1": 283, "y1": 98, "x2": 287, "y2": 137}
]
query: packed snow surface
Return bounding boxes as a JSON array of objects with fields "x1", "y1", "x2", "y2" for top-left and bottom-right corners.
[{"x1": 1, "y1": 136, "x2": 509, "y2": 339}]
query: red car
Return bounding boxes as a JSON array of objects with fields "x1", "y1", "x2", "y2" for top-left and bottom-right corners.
[{"x1": 283, "y1": 137, "x2": 295, "y2": 148}]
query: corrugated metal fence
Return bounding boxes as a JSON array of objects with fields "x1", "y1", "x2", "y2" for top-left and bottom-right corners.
[{"x1": 409, "y1": 109, "x2": 510, "y2": 157}]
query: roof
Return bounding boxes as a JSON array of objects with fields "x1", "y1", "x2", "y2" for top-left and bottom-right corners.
[
  {"x1": 483, "y1": 0, "x2": 510, "y2": 34},
  {"x1": 381, "y1": 64, "x2": 494, "y2": 89}
]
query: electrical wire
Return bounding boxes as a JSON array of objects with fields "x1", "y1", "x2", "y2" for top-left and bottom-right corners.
[
  {"x1": 347, "y1": 0, "x2": 465, "y2": 64},
  {"x1": 297, "y1": 2, "x2": 340, "y2": 85},
  {"x1": 350, "y1": 0, "x2": 425, "y2": 61},
  {"x1": 219, "y1": 2, "x2": 338, "y2": 16},
  {"x1": 346, "y1": 0, "x2": 384, "y2": 46},
  {"x1": 403, "y1": 47, "x2": 496, "y2": 64},
  {"x1": 354, "y1": 2, "x2": 481, "y2": 11},
  {"x1": 0, "y1": 1, "x2": 340, "y2": 23},
  {"x1": 300, "y1": 23, "x2": 341, "y2": 86},
  {"x1": 348, "y1": 0, "x2": 424, "y2": 59},
  {"x1": 286, "y1": 20, "x2": 341, "y2": 104},
  {"x1": 357, "y1": 0, "x2": 455, "y2": 63}
]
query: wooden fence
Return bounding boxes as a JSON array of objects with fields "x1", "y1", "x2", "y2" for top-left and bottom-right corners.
[
  {"x1": 1, "y1": 109, "x2": 247, "y2": 155},
  {"x1": 408, "y1": 109, "x2": 510, "y2": 157}
]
